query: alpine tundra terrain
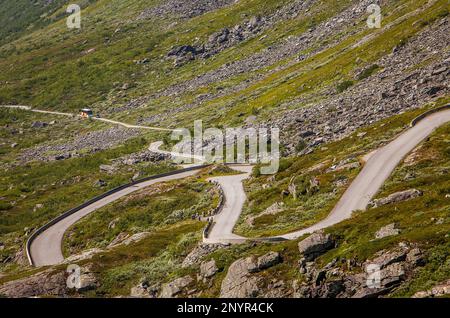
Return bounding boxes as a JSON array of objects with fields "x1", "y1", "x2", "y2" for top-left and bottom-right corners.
[{"x1": 0, "y1": 0, "x2": 449, "y2": 298}]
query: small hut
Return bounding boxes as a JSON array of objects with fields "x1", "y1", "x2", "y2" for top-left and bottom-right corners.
[{"x1": 80, "y1": 108, "x2": 93, "y2": 118}]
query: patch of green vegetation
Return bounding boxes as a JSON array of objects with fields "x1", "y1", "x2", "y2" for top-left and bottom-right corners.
[
  {"x1": 0, "y1": 135, "x2": 171, "y2": 234},
  {"x1": 0, "y1": 109, "x2": 91, "y2": 162},
  {"x1": 356, "y1": 64, "x2": 380, "y2": 80},
  {"x1": 0, "y1": 265, "x2": 47, "y2": 286},
  {"x1": 295, "y1": 139, "x2": 307, "y2": 153},
  {"x1": 201, "y1": 164, "x2": 243, "y2": 177},
  {"x1": 0, "y1": 0, "x2": 76, "y2": 46},
  {"x1": 336, "y1": 80, "x2": 354, "y2": 93},
  {"x1": 63, "y1": 178, "x2": 217, "y2": 255},
  {"x1": 84, "y1": 221, "x2": 204, "y2": 296}
]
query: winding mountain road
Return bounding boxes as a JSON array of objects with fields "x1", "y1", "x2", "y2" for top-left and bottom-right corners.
[
  {"x1": 30, "y1": 170, "x2": 200, "y2": 266},
  {"x1": 3, "y1": 104, "x2": 449, "y2": 265},
  {"x1": 278, "y1": 108, "x2": 450, "y2": 240}
]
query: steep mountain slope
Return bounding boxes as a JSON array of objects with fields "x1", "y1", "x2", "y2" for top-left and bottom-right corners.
[
  {"x1": 0, "y1": 0, "x2": 86, "y2": 45},
  {"x1": 1, "y1": 0, "x2": 447, "y2": 122}
]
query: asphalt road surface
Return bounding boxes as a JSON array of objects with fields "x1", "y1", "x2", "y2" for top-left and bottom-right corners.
[
  {"x1": 204, "y1": 165, "x2": 253, "y2": 244},
  {"x1": 30, "y1": 170, "x2": 200, "y2": 266}
]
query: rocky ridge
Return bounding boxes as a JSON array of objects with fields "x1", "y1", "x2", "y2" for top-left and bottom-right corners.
[
  {"x1": 138, "y1": 0, "x2": 237, "y2": 20},
  {"x1": 18, "y1": 127, "x2": 141, "y2": 164},
  {"x1": 140, "y1": 0, "x2": 372, "y2": 123},
  {"x1": 267, "y1": 18, "x2": 449, "y2": 154}
]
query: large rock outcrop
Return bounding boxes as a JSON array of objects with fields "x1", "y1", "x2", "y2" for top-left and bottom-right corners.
[
  {"x1": 220, "y1": 257, "x2": 262, "y2": 298},
  {"x1": 298, "y1": 230, "x2": 335, "y2": 261},
  {"x1": 0, "y1": 270, "x2": 67, "y2": 298},
  {"x1": 199, "y1": 259, "x2": 219, "y2": 279},
  {"x1": 370, "y1": 189, "x2": 423, "y2": 208},
  {"x1": 160, "y1": 275, "x2": 194, "y2": 298},
  {"x1": 220, "y1": 252, "x2": 281, "y2": 298}
]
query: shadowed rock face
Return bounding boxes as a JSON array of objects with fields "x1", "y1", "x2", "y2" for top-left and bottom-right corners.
[
  {"x1": 298, "y1": 230, "x2": 335, "y2": 261},
  {"x1": 295, "y1": 242, "x2": 426, "y2": 298},
  {"x1": 255, "y1": 251, "x2": 282, "y2": 271}
]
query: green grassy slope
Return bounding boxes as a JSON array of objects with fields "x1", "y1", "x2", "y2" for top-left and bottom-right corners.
[
  {"x1": 0, "y1": 0, "x2": 446, "y2": 125},
  {"x1": 0, "y1": 0, "x2": 71, "y2": 45}
]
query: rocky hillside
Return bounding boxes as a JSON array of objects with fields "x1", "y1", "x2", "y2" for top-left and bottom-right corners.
[{"x1": 0, "y1": 0, "x2": 449, "y2": 298}]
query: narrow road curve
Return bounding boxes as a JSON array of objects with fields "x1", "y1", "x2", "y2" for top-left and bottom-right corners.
[
  {"x1": 30, "y1": 170, "x2": 200, "y2": 266},
  {"x1": 0, "y1": 105, "x2": 172, "y2": 132},
  {"x1": 204, "y1": 165, "x2": 253, "y2": 244}
]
